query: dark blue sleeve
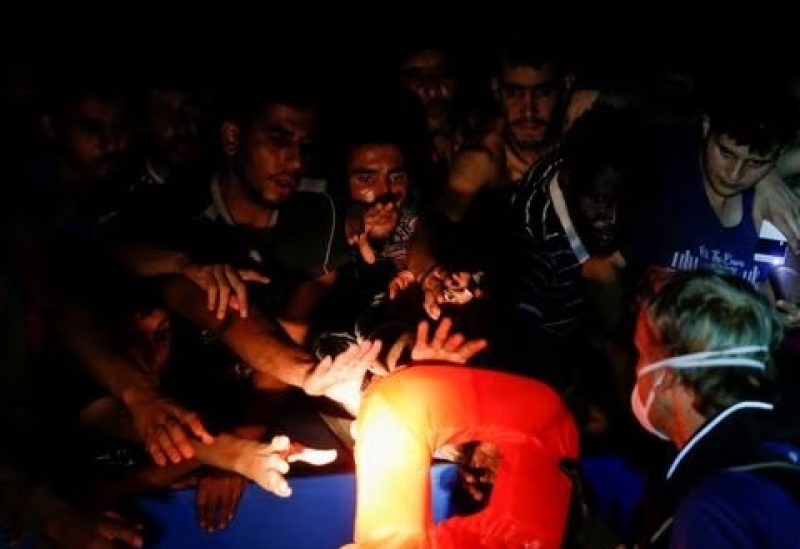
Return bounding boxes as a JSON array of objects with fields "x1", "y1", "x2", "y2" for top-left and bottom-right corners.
[{"x1": 671, "y1": 471, "x2": 800, "y2": 549}]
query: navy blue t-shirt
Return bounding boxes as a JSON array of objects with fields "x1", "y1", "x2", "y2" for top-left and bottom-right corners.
[{"x1": 624, "y1": 138, "x2": 771, "y2": 284}]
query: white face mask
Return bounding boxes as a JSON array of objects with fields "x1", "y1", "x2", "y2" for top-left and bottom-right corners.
[
  {"x1": 630, "y1": 345, "x2": 768, "y2": 441},
  {"x1": 630, "y1": 371, "x2": 669, "y2": 440}
]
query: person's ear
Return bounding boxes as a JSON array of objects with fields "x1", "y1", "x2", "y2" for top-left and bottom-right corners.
[
  {"x1": 491, "y1": 77, "x2": 500, "y2": 101},
  {"x1": 220, "y1": 121, "x2": 240, "y2": 157},
  {"x1": 701, "y1": 116, "x2": 710, "y2": 140}
]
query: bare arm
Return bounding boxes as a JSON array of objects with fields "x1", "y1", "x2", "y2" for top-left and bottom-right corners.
[
  {"x1": 159, "y1": 275, "x2": 315, "y2": 388},
  {"x1": 108, "y1": 242, "x2": 189, "y2": 278},
  {"x1": 278, "y1": 270, "x2": 338, "y2": 345},
  {"x1": 753, "y1": 170, "x2": 800, "y2": 253},
  {"x1": 51, "y1": 295, "x2": 213, "y2": 465},
  {"x1": 777, "y1": 142, "x2": 800, "y2": 180}
]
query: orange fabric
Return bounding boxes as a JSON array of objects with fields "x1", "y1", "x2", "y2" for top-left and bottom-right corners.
[{"x1": 348, "y1": 366, "x2": 579, "y2": 548}]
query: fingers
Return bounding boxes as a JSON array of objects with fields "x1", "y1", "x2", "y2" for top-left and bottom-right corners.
[
  {"x1": 331, "y1": 341, "x2": 379, "y2": 372},
  {"x1": 357, "y1": 233, "x2": 377, "y2": 264},
  {"x1": 211, "y1": 266, "x2": 230, "y2": 320},
  {"x1": 416, "y1": 320, "x2": 430, "y2": 349},
  {"x1": 177, "y1": 410, "x2": 214, "y2": 445},
  {"x1": 195, "y1": 474, "x2": 245, "y2": 532},
  {"x1": 269, "y1": 435, "x2": 290, "y2": 453},
  {"x1": 155, "y1": 426, "x2": 183, "y2": 464},
  {"x1": 259, "y1": 468, "x2": 292, "y2": 497},
  {"x1": 443, "y1": 333, "x2": 466, "y2": 353},
  {"x1": 226, "y1": 478, "x2": 245, "y2": 525},
  {"x1": 361, "y1": 339, "x2": 382, "y2": 364},
  {"x1": 97, "y1": 517, "x2": 144, "y2": 548},
  {"x1": 238, "y1": 269, "x2": 270, "y2": 284},
  {"x1": 288, "y1": 447, "x2": 338, "y2": 466},
  {"x1": 245, "y1": 436, "x2": 337, "y2": 497},
  {"x1": 459, "y1": 339, "x2": 489, "y2": 361},
  {"x1": 224, "y1": 265, "x2": 248, "y2": 318},
  {"x1": 147, "y1": 438, "x2": 168, "y2": 467},
  {"x1": 162, "y1": 418, "x2": 193, "y2": 462},
  {"x1": 424, "y1": 289, "x2": 442, "y2": 320},
  {"x1": 218, "y1": 477, "x2": 245, "y2": 530},
  {"x1": 205, "y1": 271, "x2": 218, "y2": 314},
  {"x1": 143, "y1": 403, "x2": 212, "y2": 466},
  {"x1": 388, "y1": 271, "x2": 415, "y2": 299},
  {"x1": 432, "y1": 317, "x2": 453, "y2": 347},
  {"x1": 195, "y1": 480, "x2": 211, "y2": 531}
]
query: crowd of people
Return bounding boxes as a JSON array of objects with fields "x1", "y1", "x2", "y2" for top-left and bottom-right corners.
[{"x1": 1, "y1": 34, "x2": 800, "y2": 547}]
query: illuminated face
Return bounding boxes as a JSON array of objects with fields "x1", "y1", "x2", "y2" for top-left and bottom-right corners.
[
  {"x1": 571, "y1": 166, "x2": 622, "y2": 257},
  {"x1": 496, "y1": 64, "x2": 560, "y2": 151},
  {"x1": 702, "y1": 132, "x2": 779, "y2": 197},
  {"x1": 347, "y1": 144, "x2": 409, "y2": 239},
  {"x1": 235, "y1": 104, "x2": 317, "y2": 207},
  {"x1": 61, "y1": 96, "x2": 130, "y2": 180}
]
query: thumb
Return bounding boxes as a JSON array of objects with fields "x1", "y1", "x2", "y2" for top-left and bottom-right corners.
[
  {"x1": 238, "y1": 270, "x2": 271, "y2": 284},
  {"x1": 357, "y1": 233, "x2": 377, "y2": 264},
  {"x1": 288, "y1": 447, "x2": 338, "y2": 466}
]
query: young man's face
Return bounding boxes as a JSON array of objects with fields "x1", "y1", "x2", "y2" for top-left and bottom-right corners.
[
  {"x1": 571, "y1": 166, "x2": 622, "y2": 257},
  {"x1": 147, "y1": 89, "x2": 203, "y2": 168},
  {"x1": 236, "y1": 104, "x2": 317, "y2": 207},
  {"x1": 400, "y1": 49, "x2": 454, "y2": 132},
  {"x1": 495, "y1": 64, "x2": 561, "y2": 151},
  {"x1": 702, "y1": 132, "x2": 779, "y2": 197},
  {"x1": 61, "y1": 96, "x2": 131, "y2": 180},
  {"x1": 347, "y1": 144, "x2": 409, "y2": 239}
]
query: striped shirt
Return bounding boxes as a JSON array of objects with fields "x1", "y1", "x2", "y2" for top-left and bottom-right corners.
[{"x1": 507, "y1": 153, "x2": 588, "y2": 341}]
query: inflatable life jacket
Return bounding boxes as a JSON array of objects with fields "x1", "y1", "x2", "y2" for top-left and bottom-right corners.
[{"x1": 346, "y1": 365, "x2": 579, "y2": 548}]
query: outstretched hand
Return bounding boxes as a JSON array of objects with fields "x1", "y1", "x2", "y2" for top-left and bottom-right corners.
[
  {"x1": 235, "y1": 435, "x2": 337, "y2": 498},
  {"x1": 411, "y1": 318, "x2": 487, "y2": 364},
  {"x1": 303, "y1": 341, "x2": 382, "y2": 415}
]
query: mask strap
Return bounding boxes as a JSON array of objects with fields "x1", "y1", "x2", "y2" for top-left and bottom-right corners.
[{"x1": 638, "y1": 346, "x2": 768, "y2": 378}]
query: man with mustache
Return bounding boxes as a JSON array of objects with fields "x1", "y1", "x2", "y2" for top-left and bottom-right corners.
[
  {"x1": 131, "y1": 87, "x2": 208, "y2": 194},
  {"x1": 503, "y1": 109, "x2": 631, "y2": 386},
  {"x1": 398, "y1": 46, "x2": 460, "y2": 170},
  {"x1": 312, "y1": 121, "x2": 421, "y2": 347},
  {"x1": 105, "y1": 84, "x2": 362, "y2": 532},
  {"x1": 401, "y1": 43, "x2": 569, "y2": 321}
]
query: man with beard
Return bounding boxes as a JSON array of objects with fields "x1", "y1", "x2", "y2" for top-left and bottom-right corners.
[
  {"x1": 313, "y1": 130, "x2": 419, "y2": 342},
  {"x1": 106, "y1": 85, "x2": 359, "y2": 532},
  {"x1": 502, "y1": 109, "x2": 631, "y2": 386},
  {"x1": 398, "y1": 46, "x2": 460, "y2": 168},
  {"x1": 130, "y1": 87, "x2": 208, "y2": 194},
  {"x1": 401, "y1": 43, "x2": 569, "y2": 321}
]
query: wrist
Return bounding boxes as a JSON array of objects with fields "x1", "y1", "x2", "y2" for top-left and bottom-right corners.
[
  {"x1": 416, "y1": 262, "x2": 440, "y2": 285},
  {"x1": 230, "y1": 437, "x2": 260, "y2": 476},
  {"x1": 120, "y1": 382, "x2": 158, "y2": 409}
]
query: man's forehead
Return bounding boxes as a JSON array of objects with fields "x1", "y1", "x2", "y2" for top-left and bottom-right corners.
[
  {"x1": 71, "y1": 96, "x2": 124, "y2": 119},
  {"x1": 348, "y1": 144, "x2": 405, "y2": 168},
  {"x1": 715, "y1": 133, "x2": 779, "y2": 160},
  {"x1": 501, "y1": 64, "x2": 555, "y2": 85},
  {"x1": 257, "y1": 104, "x2": 317, "y2": 133},
  {"x1": 403, "y1": 50, "x2": 446, "y2": 71}
]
